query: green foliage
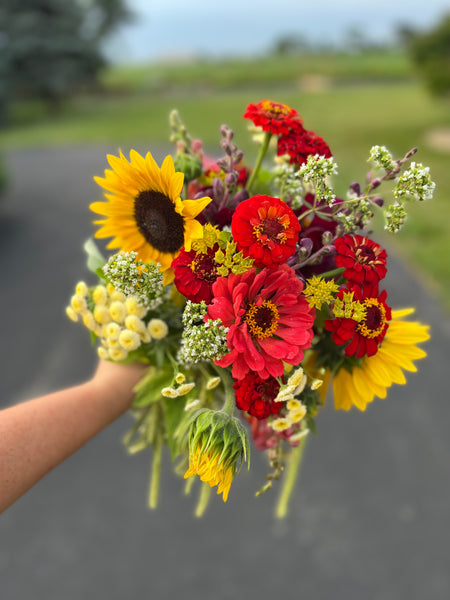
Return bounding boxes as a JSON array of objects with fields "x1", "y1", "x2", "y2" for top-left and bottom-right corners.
[
  {"x1": 0, "y1": 0, "x2": 132, "y2": 121},
  {"x1": 408, "y1": 14, "x2": 450, "y2": 95},
  {"x1": 83, "y1": 238, "x2": 106, "y2": 274}
]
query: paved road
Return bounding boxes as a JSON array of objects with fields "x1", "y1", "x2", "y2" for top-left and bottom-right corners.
[{"x1": 1, "y1": 146, "x2": 450, "y2": 600}]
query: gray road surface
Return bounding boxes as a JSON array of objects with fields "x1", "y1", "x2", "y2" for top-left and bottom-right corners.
[{"x1": 1, "y1": 146, "x2": 450, "y2": 600}]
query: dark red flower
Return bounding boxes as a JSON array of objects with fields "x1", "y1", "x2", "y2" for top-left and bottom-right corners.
[
  {"x1": 231, "y1": 195, "x2": 300, "y2": 268},
  {"x1": 325, "y1": 285, "x2": 392, "y2": 358},
  {"x1": 334, "y1": 234, "x2": 387, "y2": 286},
  {"x1": 243, "y1": 100, "x2": 300, "y2": 136},
  {"x1": 245, "y1": 415, "x2": 303, "y2": 450},
  {"x1": 277, "y1": 122, "x2": 332, "y2": 166},
  {"x1": 172, "y1": 245, "x2": 219, "y2": 303},
  {"x1": 233, "y1": 372, "x2": 282, "y2": 420},
  {"x1": 207, "y1": 264, "x2": 315, "y2": 380}
]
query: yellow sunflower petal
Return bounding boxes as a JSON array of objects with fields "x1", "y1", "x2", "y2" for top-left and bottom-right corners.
[
  {"x1": 181, "y1": 197, "x2": 212, "y2": 218},
  {"x1": 91, "y1": 149, "x2": 201, "y2": 266},
  {"x1": 332, "y1": 311, "x2": 429, "y2": 411}
]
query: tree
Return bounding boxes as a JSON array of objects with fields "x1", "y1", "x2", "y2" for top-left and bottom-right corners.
[
  {"x1": 0, "y1": 0, "x2": 132, "y2": 120},
  {"x1": 406, "y1": 14, "x2": 450, "y2": 96}
]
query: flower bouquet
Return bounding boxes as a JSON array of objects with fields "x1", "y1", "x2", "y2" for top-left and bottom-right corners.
[{"x1": 67, "y1": 100, "x2": 432, "y2": 517}]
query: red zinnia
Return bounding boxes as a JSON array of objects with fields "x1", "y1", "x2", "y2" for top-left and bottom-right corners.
[
  {"x1": 233, "y1": 372, "x2": 282, "y2": 420},
  {"x1": 325, "y1": 285, "x2": 392, "y2": 358},
  {"x1": 277, "y1": 121, "x2": 332, "y2": 166},
  {"x1": 334, "y1": 234, "x2": 387, "y2": 286},
  {"x1": 172, "y1": 245, "x2": 219, "y2": 304},
  {"x1": 207, "y1": 264, "x2": 315, "y2": 380},
  {"x1": 243, "y1": 100, "x2": 300, "y2": 136},
  {"x1": 231, "y1": 195, "x2": 300, "y2": 268}
]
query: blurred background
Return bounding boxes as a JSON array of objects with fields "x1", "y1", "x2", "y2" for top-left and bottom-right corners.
[{"x1": 1, "y1": 1, "x2": 450, "y2": 598}]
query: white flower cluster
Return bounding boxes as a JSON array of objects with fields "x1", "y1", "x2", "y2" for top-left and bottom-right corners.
[
  {"x1": 298, "y1": 155, "x2": 337, "y2": 207},
  {"x1": 102, "y1": 251, "x2": 164, "y2": 309},
  {"x1": 368, "y1": 145, "x2": 396, "y2": 172},
  {"x1": 178, "y1": 301, "x2": 229, "y2": 365},
  {"x1": 66, "y1": 281, "x2": 168, "y2": 361},
  {"x1": 384, "y1": 202, "x2": 408, "y2": 233},
  {"x1": 272, "y1": 163, "x2": 304, "y2": 208},
  {"x1": 394, "y1": 162, "x2": 435, "y2": 202}
]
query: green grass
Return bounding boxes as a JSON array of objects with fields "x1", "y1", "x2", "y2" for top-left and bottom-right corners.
[
  {"x1": 1, "y1": 55, "x2": 449, "y2": 310},
  {"x1": 99, "y1": 49, "x2": 413, "y2": 93}
]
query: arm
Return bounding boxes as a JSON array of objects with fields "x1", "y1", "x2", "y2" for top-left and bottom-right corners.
[{"x1": 0, "y1": 360, "x2": 145, "y2": 514}]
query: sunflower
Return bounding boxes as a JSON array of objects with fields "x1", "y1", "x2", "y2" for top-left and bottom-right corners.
[
  {"x1": 332, "y1": 309, "x2": 430, "y2": 411},
  {"x1": 90, "y1": 150, "x2": 212, "y2": 280},
  {"x1": 184, "y1": 444, "x2": 235, "y2": 502}
]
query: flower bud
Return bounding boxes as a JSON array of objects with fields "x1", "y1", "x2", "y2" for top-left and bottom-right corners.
[
  {"x1": 321, "y1": 230, "x2": 334, "y2": 245},
  {"x1": 183, "y1": 408, "x2": 249, "y2": 502},
  {"x1": 173, "y1": 153, "x2": 203, "y2": 183},
  {"x1": 372, "y1": 196, "x2": 384, "y2": 207},
  {"x1": 349, "y1": 181, "x2": 361, "y2": 196}
]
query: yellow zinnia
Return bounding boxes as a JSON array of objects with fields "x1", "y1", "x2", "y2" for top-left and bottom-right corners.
[
  {"x1": 333, "y1": 309, "x2": 430, "y2": 411},
  {"x1": 184, "y1": 445, "x2": 234, "y2": 502},
  {"x1": 90, "y1": 150, "x2": 212, "y2": 281}
]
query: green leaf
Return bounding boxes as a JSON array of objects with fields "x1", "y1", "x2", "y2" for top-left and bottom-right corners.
[
  {"x1": 132, "y1": 365, "x2": 174, "y2": 408},
  {"x1": 163, "y1": 397, "x2": 188, "y2": 460},
  {"x1": 84, "y1": 238, "x2": 106, "y2": 274}
]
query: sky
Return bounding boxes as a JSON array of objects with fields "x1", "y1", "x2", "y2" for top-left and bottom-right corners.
[{"x1": 104, "y1": 0, "x2": 450, "y2": 64}]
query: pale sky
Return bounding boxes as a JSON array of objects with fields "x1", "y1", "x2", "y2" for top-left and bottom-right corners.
[{"x1": 104, "y1": 0, "x2": 450, "y2": 63}]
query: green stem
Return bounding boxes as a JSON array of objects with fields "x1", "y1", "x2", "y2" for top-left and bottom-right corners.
[
  {"x1": 275, "y1": 434, "x2": 308, "y2": 519},
  {"x1": 221, "y1": 370, "x2": 235, "y2": 417},
  {"x1": 195, "y1": 483, "x2": 212, "y2": 517},
  {"x1": 148, "y1": 431, "x2": 163, "y2": 509},
  {"x1": 246, "y1": 131, "x2": 272, "y2": 194},
  {"x1": 212, "y1": 365, "x2": 235, "y2": 417},
  {"x1": 317, "y1": 266, "x2": 345, "y2": 279}
]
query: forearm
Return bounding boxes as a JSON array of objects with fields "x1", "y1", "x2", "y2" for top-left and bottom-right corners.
[{"x1": 0, "y1": 361, "x2": 144, "y2": 513}]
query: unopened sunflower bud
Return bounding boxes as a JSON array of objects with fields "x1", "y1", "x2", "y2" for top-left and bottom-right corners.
[{"x1": 183, "y1": 408, "x2": 249, "y2": 502}]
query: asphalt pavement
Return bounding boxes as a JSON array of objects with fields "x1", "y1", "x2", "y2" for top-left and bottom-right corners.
[{"x1": 1, "y1": 145, "x2": 450, "y2": 600}]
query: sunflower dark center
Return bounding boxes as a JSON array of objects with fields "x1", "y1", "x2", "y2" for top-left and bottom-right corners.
[{"x1": 134, "y1": 190, "x2": 185, "y2": 253}]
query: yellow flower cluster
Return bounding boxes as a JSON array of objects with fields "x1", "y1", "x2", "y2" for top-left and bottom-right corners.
[
  {"x1": 303, "y1": 277, "x2": 366, "y2": 323},
  {"x1": 270, "y1": 367, "x2": 309, "y2": 432},
  {"x1": 303, "y1": 275, "x2": 339, "y2": 310},
  {"x1": 66, "y1": 281, "x2": 168, "y2": 361},
  {"x1": 332, "y1": 290, "x2": 366, "y2": 322}
]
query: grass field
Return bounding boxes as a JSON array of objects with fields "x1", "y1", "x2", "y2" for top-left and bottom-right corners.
[{"x1": 1, "y1": 51, "x2": 449, "y2": 309}]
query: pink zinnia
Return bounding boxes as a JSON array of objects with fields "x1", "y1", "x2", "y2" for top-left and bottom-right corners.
[{"x1": 207, "y1": 265, "x2": 315, "y2": 380}]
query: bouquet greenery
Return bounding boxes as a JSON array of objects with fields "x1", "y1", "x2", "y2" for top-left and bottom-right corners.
[{"x1": 67, "y1": 100, "x2": 432, "y2": 517}]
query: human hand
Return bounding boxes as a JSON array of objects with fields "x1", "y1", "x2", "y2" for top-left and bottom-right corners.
[{"x1": 91, "y1": 360, "x2": 148, "y2": 414}]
